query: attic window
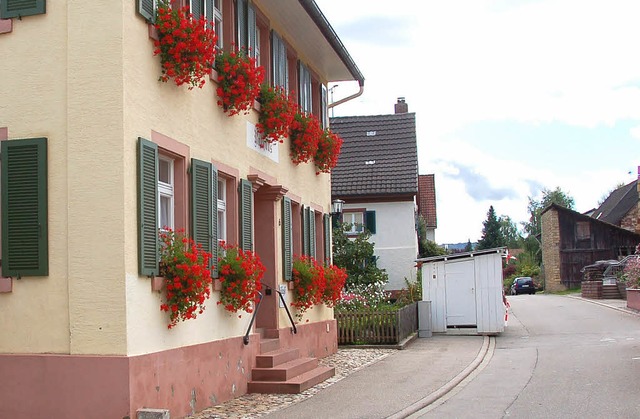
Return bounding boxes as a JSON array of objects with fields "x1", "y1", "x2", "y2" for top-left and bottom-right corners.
[
  {"x1": 365, "y1": 160, "x2": 376, "y2": 165},
  {"x1": 366, "y1": 131, "x2": 377, "y2": 136}
]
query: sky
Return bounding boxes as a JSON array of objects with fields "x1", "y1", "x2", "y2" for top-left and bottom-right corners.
[{"x1": 314, "y1": 0, "x2": 640, "y2": 244}]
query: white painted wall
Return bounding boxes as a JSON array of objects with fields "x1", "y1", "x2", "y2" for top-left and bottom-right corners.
[{"x1": 343, "y1": 201, "x2": 418, "y2": 291}]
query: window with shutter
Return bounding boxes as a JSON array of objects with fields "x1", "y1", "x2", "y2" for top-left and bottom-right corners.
[
  {"x1": 282, "y1": 197, "x2": 292, "y2": 281},
  {"x1": 1, "y1": 138, "x2": 48, "y2": 277},
  {"x1": 271, "y1": 30, "x2": 287, "y2": 90},
  {"x1": 137, "y1": 137, "x2": 159, "y2": 276},
  {"x1": 1, "y1": 0, "x2": 46, "y2": 19},
  {"x1": 298, "y1": 62, "x2": 313, "y2": 114},
  {"x1": 239, "y1": 179, "x2": 253, "y2": 251},
  {"x1": 365, "y1": 210, "x2": 376, "y2": 234},
  {"x1": 191, "y1": 159, "x2": 216, "y2": 276}
]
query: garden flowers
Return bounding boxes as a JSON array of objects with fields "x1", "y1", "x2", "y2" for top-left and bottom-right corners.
[{"x1": 217, "y1": 242, "x2": 266, "y2": 315}]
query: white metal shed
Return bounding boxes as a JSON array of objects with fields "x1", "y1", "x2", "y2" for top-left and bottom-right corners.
[{"x1": 419, "y1": 247, "x2": 506, "y2": 335}]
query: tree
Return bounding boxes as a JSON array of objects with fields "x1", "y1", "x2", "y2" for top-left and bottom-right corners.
[
  {"x1": 332, "y1": 222, "x2": 388, "y2": 288},
  {"x1": 477, "y1": 206, "x2": 506, "y2": 250},
  {"x1": 464, "y1": 239, "x2": 473, "y2": 252},
  {"x1": 499, "y1": 215, "x2": 523, "y2": 248},
  {"x1": 416, "y1": 215, "x2": 447, "y2": 257},
  {"x1": 524, "y1": 187, "x2": 575, "y2": 237},
  {"x1": 522, "y1": 186, "x2": 575, "y2": 265}
]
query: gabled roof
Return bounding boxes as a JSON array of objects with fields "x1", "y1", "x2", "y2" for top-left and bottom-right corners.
[
  {"x1": 591, "y1": 180, "x2": 637, "y2": 225},
  {"x1": 418, "y1": 174, "x2": 437, "y2": 228},
  {"x1": 329, "y1": 113, "x2": 418, "y2": 197}
]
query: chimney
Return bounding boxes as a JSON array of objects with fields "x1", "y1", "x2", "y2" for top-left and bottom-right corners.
[{"x1": 394, "y1": 97, "x2": 408, "y2": 114}]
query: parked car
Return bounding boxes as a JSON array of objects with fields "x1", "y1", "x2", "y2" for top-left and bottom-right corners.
[{"x1": 511, "y1": 277, "x2": 536, "y2": 295}]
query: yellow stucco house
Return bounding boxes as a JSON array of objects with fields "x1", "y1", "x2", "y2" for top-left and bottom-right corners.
[{"x1": 0, "y1": 0, "x2": 364, "y2": 417}]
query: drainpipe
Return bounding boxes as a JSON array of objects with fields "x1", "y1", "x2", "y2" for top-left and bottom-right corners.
[{"x1": 328, "y1": 81, "x2": 364, "y2": 109}]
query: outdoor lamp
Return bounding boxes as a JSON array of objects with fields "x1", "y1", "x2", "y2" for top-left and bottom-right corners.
[{"x1": 331, "y1": 199, "x2": 344, "y2": 217}]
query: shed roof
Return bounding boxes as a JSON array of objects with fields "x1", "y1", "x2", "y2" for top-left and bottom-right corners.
[
  {"x1": 329, "y1": 113, "x2": 418, "y2": 197},
  {"x1": 417, "y1": 247, "x2": 506, "y2": 263}
]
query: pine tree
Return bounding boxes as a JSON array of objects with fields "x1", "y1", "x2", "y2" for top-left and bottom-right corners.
[{"x1": 477, "y1": 206, "x2": 506, "y2": 250}]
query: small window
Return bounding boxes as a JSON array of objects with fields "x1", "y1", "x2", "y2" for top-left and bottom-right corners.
[
  {"x1": 342, "y1": 211, "x2": 364, "y2": 234},
  {"x1": 158, "y1": 155, "x2": 174, "y2": 230},
  {"x1": 576, "y1": 221, "x2": 590, "y2": 240},
  {"x1": 217, "y1": 177, "x2": 227, "y2": 243}
]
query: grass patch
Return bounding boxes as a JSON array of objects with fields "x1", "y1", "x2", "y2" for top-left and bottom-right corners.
[{"x1": 546, "y1": 287, "x2": 581, "y2": 295}]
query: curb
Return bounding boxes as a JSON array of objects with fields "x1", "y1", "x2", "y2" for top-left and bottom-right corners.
[
  {"x1": 386, "y1": 335, "x2": 494, "y2": 419},
  {"x1": 565, "y1": 295, "x2": 640, "y2": 316}
]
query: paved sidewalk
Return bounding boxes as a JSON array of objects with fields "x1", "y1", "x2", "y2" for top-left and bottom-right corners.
[
  {"x1": 260, "y1": 335, "x2": 487, "y2": 419},
  {"x1": 566, "y1": 294, "x2": 639, "y2": 316}
]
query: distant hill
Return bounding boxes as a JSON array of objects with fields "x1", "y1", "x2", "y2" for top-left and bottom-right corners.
[{"x1": 443, "y1": 242, "x2": 476, "y2": 252}]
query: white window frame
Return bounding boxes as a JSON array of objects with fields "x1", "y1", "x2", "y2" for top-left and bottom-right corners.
[
  {"x1": 217, "y1": 177, "x2": 227, "y2": 244},
  {"x1": 158, "y1": 155, "x2": 175, "y2": 231},
  {"x1": 342, "y1": 211, "x2": 364, "y2": 235},
  {"x1": 213, "y1": 0, "x2": 223, "y2": 50}
]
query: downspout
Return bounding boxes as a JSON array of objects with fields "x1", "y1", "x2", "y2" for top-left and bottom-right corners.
[{"x1": 328, "y1": 81, "x2": 364, "y2": 109}]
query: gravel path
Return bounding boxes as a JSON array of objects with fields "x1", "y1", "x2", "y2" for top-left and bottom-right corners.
[{"x1": 188, "y1": 348, "x2": 396, "y2": 419}]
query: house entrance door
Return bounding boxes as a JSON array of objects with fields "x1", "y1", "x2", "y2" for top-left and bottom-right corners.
[{"x1": 251, "y1": 178, "x2": 287, "y2": 331}]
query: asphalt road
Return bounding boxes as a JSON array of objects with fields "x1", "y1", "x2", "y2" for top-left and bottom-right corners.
[{"x1": 416, "y1": 294, "x2": 640, "y2": 418}]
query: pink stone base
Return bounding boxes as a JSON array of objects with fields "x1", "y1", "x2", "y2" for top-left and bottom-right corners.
[
  {"x1": 627, "y1": 288, "x2": 640, "y2": 311},
  {"x1": 0, "y1": 320, "x2": 337, "y2": 418}
]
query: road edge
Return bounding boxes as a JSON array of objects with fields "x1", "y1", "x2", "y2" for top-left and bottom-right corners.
[{"x1": 386, "y1": 335, "x2": 494, "y2": 419}]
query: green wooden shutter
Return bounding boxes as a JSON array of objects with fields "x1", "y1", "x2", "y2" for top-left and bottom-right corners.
[
  {"x1": 211, "y1": 165, "x2": 218, "y2": 277},
  {"x1": 236, "y1": 0, "x2": 247, "y2": 50},
  {"x1": 365, "y1": 210, "x2": 376, "y2": 234},
  {"x1": 190, "y1": 0, "x2": 202, "y2": 21},
  {"x1": 1, "y1": 138, "x2": 48, "y2": 277},
  {"x1": 302, "y1": 205, "x2": 309, "y2": 256},
  {"x1": 282, "y1": 197, "x2": 292, "y2": 281},
  {"x1": 205, "y1": 0, "x2": 214, "y2": 22},
  {"x1": 248, "y1": 3, "x2": 256, "y2": 58},
  {"x1": 308, "y1": 207, "x2": 316, "y2": 258},
  {"x1": 323, "y1": 213, "x2": 331, "y2": 264},
  {"x1": 239, "y1": 179, "x2": 253, "y2": 251},
  {"x1": 191, "y1": 158, "x2": 214, "y2": 274},
  {"x1": 136, "y1": 0, "x2": 155, "y2": 22},
  {"x1": 1, "y1": 0, "x2": 45, "y2": 19},
  {"x1": 137, "y1": 137, "x2": 158, "y2": 276}
]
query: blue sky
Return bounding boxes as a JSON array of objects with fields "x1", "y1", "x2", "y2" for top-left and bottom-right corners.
[{"x1": 315, "y1": 0, "x2": 640, "y2": 243}]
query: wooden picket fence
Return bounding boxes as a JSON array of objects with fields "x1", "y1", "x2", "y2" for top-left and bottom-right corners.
[{"x1": 335, "y1": 302, "x2": 418, "y2": 345}]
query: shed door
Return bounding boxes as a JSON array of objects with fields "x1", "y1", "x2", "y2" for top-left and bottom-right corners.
[{"x1": 445, "y1": 260, "x2": 477, "y2": 327}]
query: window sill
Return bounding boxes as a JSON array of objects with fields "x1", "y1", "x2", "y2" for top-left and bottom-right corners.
[
  {"x1": 0, "y1": 277, "x2": 12, "y2": 293},
  {"x1": 0, "y1": 19, "x2": 12, "y2": 35}
]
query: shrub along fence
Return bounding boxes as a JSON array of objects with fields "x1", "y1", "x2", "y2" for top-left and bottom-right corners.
[{"x1": 335, "y1": 302, "x2": 418, "y2": 345}]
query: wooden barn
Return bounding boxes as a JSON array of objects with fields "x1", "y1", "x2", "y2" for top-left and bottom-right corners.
[{"x1": 541, "y1": 203, "x2": 640, "y2": 292}]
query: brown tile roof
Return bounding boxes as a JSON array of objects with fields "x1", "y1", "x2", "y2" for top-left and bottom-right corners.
[
  {"x1": 329, "y1": 113, "x2": 418, "y2": 197},
  {"x1": 592, "y1": 179, "x2": 637, "y2": 225},
  {"x1": 418, "y1": 174, "x2": 437, "y2": 228}
]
